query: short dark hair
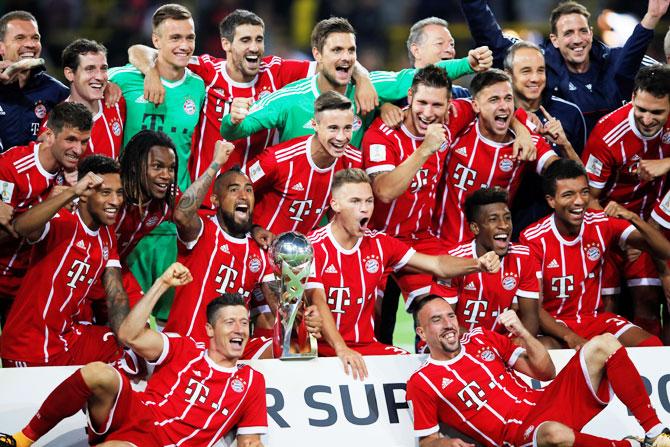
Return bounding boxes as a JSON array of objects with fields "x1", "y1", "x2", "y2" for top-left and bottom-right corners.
[
  {"x1": 120, "y1": 130, "x2": 177, "y2": 207},
  {"x1": 469, "y1": 68, "x2": 512, "y2": 98},
  {"x1": 549, "y1": 1, "x2": 590, "y2": 35},
  {"x1": 331, "y1": 168, "x2": 370, "y2": 193},
  {"x1": 314, "y1": 90, "x2": 352, "y2": 121},
  {"x1": 633, "y1": 65, "x2": 670, "y2": 100},
  {"x1": 0, "y1": 11, "x2": 37, "y2": 41},
  {"x1": 412, "y1": 294, "x2": 449, "y2": 321},
  {"x1": 78, "y1": 154, "x2": 120, "y2": 180},
  {"x1": 311, "y1": 17, "x2": 355, "y2": 53},
  {"x1": 206, "y1": 293, "x2": 247, "y2": 325},
  {"x1": 542, "y1": 158, "x2": 587, "y2": 196},
  {"x1": 410, "y1": 64, "x2": 452, "y2": 96},
  {"x1": 46, "y1": 102, "x2": 93, "y2": 134},
  {"x1": 62, "y1": 38, "x2": 107, "y2": 71},
  {"x1": 464, "y1": 187, "x2": 509, "y2": 223},
  {"x1": 219, "y1": 9, "x2": 264, "y2": 41},
  {"x1": 152, "y1": 4, "x2": 192, "y2": 31},
  {"x1": 213, "y1": 165, "x2": 246, "y2": 193}
]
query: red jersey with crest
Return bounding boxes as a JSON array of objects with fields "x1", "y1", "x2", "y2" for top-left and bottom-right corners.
[
  {"x1": 406, "y1": 328, "x2": 532, "y2": 447},
  {"x1": 115, "y1": 197, "x2": 174, "y2": 262},
  {"x1": 137, "y1": 332, "x2": 267, "y2": 445},
  {"x1": 164, "y1": 214, "x2": 274, "y2": 342},
  {"x1": 39, "y1": 98, "x2": 126, "y2": 159},
  {"x1": 1, "y1": 210, "x2": 120, "y2": 363},
  {"x1": 434, "y1": 122, "x2": 554, "y2": 246},
  {"x1": 247, "y1": 135, "x2": 362, "y2": 235},
  {"x1": 0, "y1": 142, "x2": 64, "y2": 296},
  {"x1": 361, "y1": 100, "x2": 476, "y2": 240},
  {"x1": 520, "y1": 212, "x2": 635, "y2": 322},
  {"x1": 305, "y1": 224, "x2": 415, "y2": 344},
  {"x1": 582, "y1": 103, "x2": 670, "y2": 218},
  {"x1": 443, "y1": 241, "x2": 539, "y2": 332},
  {"x1": 187, "y1": 55, "x2": 315, "y2": 209}
]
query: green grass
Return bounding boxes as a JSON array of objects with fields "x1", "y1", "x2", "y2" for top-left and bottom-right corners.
[{"x1": 392, "y1": 299, "x2": 416, "y2": 352}]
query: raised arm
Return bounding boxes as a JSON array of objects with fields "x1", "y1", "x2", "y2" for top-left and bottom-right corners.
[
  {"x1": 220, "y1": 90, "x2": 286, "y2": 141},
  {"x1": 404, "y1": 250, "x2": 501, "y2": 279},
  {"x1": 116, "y1": 263, "x2": 193, "y2": 360},
  {"x1": 127, "y1": 44, "x2": 165, "y2": 105},
  {"x1": 605, "y1": 201, "x2": 670, "y2": 260},
  {"x1": 173, "y1": 140, "x2": 233, "y2": 242},
  {"x1": 352, "y1": 61, "x2": 379, "y2": 116},
  {"x1": 460, "y1": 0, "x2": 516, "y2": 68}
]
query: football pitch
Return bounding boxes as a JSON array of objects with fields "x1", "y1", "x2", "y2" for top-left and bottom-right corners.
[{"x1": 392, "y1": 300, "x2": 416, "y2": 352}]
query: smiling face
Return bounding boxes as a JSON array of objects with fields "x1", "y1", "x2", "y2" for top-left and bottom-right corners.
[
  {"x1": 412, "y1": 24, "x2": 455, "y2": 68},
  {"x1": 313, "y1": 108, "x2": 354, "y2": 159},
  {"x1": 407, "y1": 84, "x2": 450, "y2": 136},
  {"x1": 0, "y1": 19, "x2": 41, "y2": 62},
  {"x1": 314, "y1": 32, "x2": 356, "y2": 88},
  {"x1": 223, "y1": 23, "x2": 264, "y2": 81},
  {"x1": 510, "y1": 47, "x2": 546, "y2": 104},
  {"x1": 416, "y1": 298, "x2": 461, "y2": 359},
  {"x1": 152, "y1": 18, "x2": 195, "y2": 70},
  {"x1": 82, "y1": 172, "x2": 124, "y2": 227},
  {"x1": 49, "y1": 125, "x2": 91, "y2": 171},
  {"x1": 65, "y1": 51, "x2": 108, "y2": 102},
  {"x1": 547, "y1": 175, "x2": 590, "y2": 234},
  {"x1": 631, "y1": 90, "x2": 670, "y2": 138},
  {"x1": 550, "y1": 13, "x2": 593, "y2": 73},
  {"x1": 212, "y1": 171, "x2": 255, "y2": 237},
  {"x1": 206, "y1": 304, "x2": 250, "y2": 365},
  {"x1": 471, "y1": 202, "x2": 512, "y2": 257},
  {"x1": 473, "y1": 81, "x2": 515, "y2": 142},
  {"x1": 331, "y1": 181, "x2": 374, "y2": 238},
  {"x1": 144, "y1": 146, "x2": 176, "y2": 200}
]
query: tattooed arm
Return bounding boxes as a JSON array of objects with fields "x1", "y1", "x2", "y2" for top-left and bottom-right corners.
[
  {"x1": 173, "y1": 140, "x2": 234, "y2": 242},
  {"x1": 103, "y1": 267, "x2": 131, "y2": 335}
]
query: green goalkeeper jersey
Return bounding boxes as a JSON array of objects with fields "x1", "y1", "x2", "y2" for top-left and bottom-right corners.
[
  {"x1": 109, "y1": 64, "x2": 205, "y2": 191},
  {"x1": 220, "y1": 57, "x2": 473, "y2": 148}
]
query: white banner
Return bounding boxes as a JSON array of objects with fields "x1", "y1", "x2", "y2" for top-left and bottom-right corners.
[{"x1": 1, "y1": 348, "x2": 669, "y2": 446}]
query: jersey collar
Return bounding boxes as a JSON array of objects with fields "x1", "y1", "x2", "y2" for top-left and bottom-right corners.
[
  {"x1": 310, "y1": 74, "x2": 353, "y2": 100},
  {"x1": 475, "y1": 119, "x2": 515, "y2": 148},
  {"x1": 76, "y1": 209, "x2": 100, "y2": 236},
  {"x1": 33, "y1": 143, "x2": 57, "y2": 180},
  {"x1": 427, "y1": 348, "x2": 465, "y2": 366},
  {"x1": 221, "y1": 62, "x2": 259, "y2": 88},
  {"x1": 550, "y1": 213, "x2": 584, "y2": 246},
  {"x1": 161, "y1": 68, "x2": 191, "y2": 89},
  {"x1": 326, "y1": 222, "x2": 363, "y2": 255},
  {"x1": 205, "y1": 351, "x2": 239, "y2": 373}
]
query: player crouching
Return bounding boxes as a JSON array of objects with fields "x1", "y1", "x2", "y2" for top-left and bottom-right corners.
[{"x1": 0, "y1": 263, "x2": 267, "y2": 447}]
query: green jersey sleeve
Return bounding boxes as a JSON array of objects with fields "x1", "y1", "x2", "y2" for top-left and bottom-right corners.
[{"x1": 220, "y1": 89, "x2": 288, "y2": 140}]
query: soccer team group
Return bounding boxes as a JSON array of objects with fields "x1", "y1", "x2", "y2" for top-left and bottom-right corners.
[{"x1": 1, "y1": 0, "x2": 670, "y2": 445}]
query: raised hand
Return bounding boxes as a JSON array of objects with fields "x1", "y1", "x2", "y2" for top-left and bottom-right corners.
[
  {"x1": 467, "y1": 46, "x2": 493, "y2": 72},
  {"x1": 477, "y1": 251, "x2": 501, "y2": 273},
  {"x1": 230, "y1": 97, "x2": 254, "y2": 125},
  {"x1": 160, "y1": 262, "x2": 193, "y2": 287}
]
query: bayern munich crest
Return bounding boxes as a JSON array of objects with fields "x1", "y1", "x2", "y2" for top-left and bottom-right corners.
[
  {"x1": 145, "y1": 215, "x2": 159, "y2": 227},
  {"x1": 231, "y1": 378, "x2": 245, "y2": 393},
  {"x1": 352, "y1": 115, "x2": 363, "y2": 131},
  {"x1": 479, "y1": 348, "x2": 495, "y2": 362},
  {"x1": 498, "y1": 157, "x2": 514, "y2": 173},
  {"x1": 662, "y1": 131, "x2": 670, "y2": 145},
  {"x1": 183, "y1": 98, "x2": 196, "y2": 115},
  {"x1": 112, "y1": 120, "x2": 122, "y2": 136},
  {"x1": 102, "y1": 246, "x2": 109, "y2": 261},
  {"x1": 248, "y1": 256, "x2": 262, "y2": 273},
  {"x1": 364, "y1": 258, "x2": 380, "y2": 274},
  {"x1": 585, "y1": 243, "x2": 601, "y2": 261},
  {"x1": 34, "y1": 103, "x2": 47, "y2": 119},
  {"x1": 501, "y1": 275, "x2": 517, "y2": 291}
]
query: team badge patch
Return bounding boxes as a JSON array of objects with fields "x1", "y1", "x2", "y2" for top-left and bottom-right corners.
[
  {"x1": 369, "y1": 144, "x2": 386, "y2": 162},
  {"x1": 111, "y1": 120, "x2": 122, "y2": 136},
  {"x1": 502, "y1": 275, "x2": 517, "y2": 291},
  {"x1": 34, "y1": 103, "x2": 46, "y2": 119},
  {"x1": 662, "y1": 131, "x2": 670, "y2": 145},
  {"x1": 183, "y1": 98, "x2": 196, "y2": 115},
  {"x1": 248, "y1": 256, "x2": 262, "y2": 273},
  {"x1": 585, "y1": 243, "x2": 601, "y2": 261},
  {"x1": 102, "y1": 246, "x2": 109, "y2": 261},
  {"x1": 365, "y1": 258, "x2": 380, "y2": 274},
  {"x1": 352, "y1": 115, "x2": 363, "y2": 131},
  {"x1": 585, "y1": 155, "x2": 603, "y2": 177},
  {"x1": 0, "y1": 180, "x2": 15, "y2": 203},
  {"x1": 231, "y1": 378, "x2": 246, "y2": 393},
  {"x1": 498, "y1": 157, "x2": 514, "y2": 173},
  {"x1": 479, "y1": 348, "x2": 495, "y2": 362},
  {"x1": 145, "y1": 215, "x2": 159, "y2": 227},
  {"x1": 248, "y1": 161, "x2": 265, "y2": 183}
]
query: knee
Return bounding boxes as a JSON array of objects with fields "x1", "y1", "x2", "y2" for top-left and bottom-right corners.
[
  {"x1": 536, "y1": 421, "x2": 574, "y2": 447},
  {"x1": 81, "y1": 361, "x2": 118, "y2": 390},
  {"x1": 584, "y1": 333, "x2": 621, "y2": 359}
]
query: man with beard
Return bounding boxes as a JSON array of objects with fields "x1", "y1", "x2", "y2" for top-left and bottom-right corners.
[
  {"x1": 220, "y1": 17, "x2": 492, "y2": 148},
  {"x1": 520, "y1": 159, "x2": 668, "y2": 348},
  {"x1": 443, "y1": 187, "x2": 539, "y2": 335},
  {"x1": 406, "y1": 296, "x2": 670, "y2": 447}
]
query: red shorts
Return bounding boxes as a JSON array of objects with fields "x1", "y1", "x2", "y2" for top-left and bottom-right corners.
[
  {"x1": 318, "y1": 340, "x2": 410, "y2": 356},
  {"x1": 505, "y1": 348, "x2": 612, "y2": 445},
  {"x1": 2, "y1": 324, "x2": 123, "y2": 367},
  {"x1": 89, "y1": 369, "x2": 160, "y2": 446},
  {"x1": 393, "y1": 235, "x2": 453, "y2": 310},
  {"x1": 602, "y1": 248, "x2": 660, "y2": 295},
  {"x1": 556, "y1": 312, "x2": 636, "y2": 340},
  {"x1": 242, "y1": 336, "x2": 272, "y2": 359}
]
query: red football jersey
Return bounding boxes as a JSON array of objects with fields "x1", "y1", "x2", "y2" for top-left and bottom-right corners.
[
  {"x1": 434, "y1": 122, "x2": 554, "y2": 246},
  {"x1": 361, "y1": 100, "x2": 476, "y2": 239},
  {"x1": 520, "y1": 211, "x2": 634, "y2": 322},
  {"x1": 39, "y1": 98, "x2": 126, "y2": 159},
  {"x1": 247, "y1": 135, "x2": 362, "y2": 235},
  {"x1": 114, "y1": 198, "x2": 174, "y2": 262},
  {"x1": 306, "y1": 224, "x2": 415, "y2": 344},
  {"x1": 1, "y1": 210, "x2": 120, "y2": 363},
  {"x1": 651, "y1": 187, "x2": 670, "y2": 232},
  {"x1": 406, "y1": 328, "x2": 532, "y2": 447},
  {"x1": 140, "y1": 332, "x2": 267, "y2": 445},
  {"x1": 164, "y1": 214, "x2": 274, "y2": 342},
  {"x1": 188, "y1": 55, "x2": 315, "y2": 209},
  {"x1": 0, "y1": 142, "x2": 64, "y2": 297},
  {"x1": 443, "y1": 241, "x2": 539, "y2": 332},
  {"x1": 582, "y1": 103, "x2": 670, "y2": 218}
]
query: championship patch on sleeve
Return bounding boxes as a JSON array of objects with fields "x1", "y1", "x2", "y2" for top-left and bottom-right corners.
[
  {"x1": 248, "y1": 160, "x2": 265, "y2": 183},
  {"x1": 661, "y1": 192, "x2": 670, "y2": 215},
  {"x1": 0, "y1": 180, "x2": 15, "y2": 203},
  {"x1": 369, "y1": 144, "x2": 387, "y2": 162},
  {"x1": 585, "y1": 154, "x2": 603, "y2": 177}
]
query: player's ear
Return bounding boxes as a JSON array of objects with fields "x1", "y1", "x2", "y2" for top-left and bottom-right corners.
[
  {"x1": 64, "y1": 67, "x2": 75, "y2": 83},
  {"x1": 330, "y1": 196, "x2": 340, "y2": 213},
  {"x1": 545, "y1": 194, "x2": 556, "y2": 210},
  {"x1": 151, "y1": 32, "x2": 160, "y2": 49},
  {"x1": 471, "y1": 97, "x2": 481, "y2": 114},
  {"x1": 416, "y1": 325, "x2": 427, "y2": 342},
  {"x1": 549, "y1": 33, "x2": 559, "y2": 49},
  {"x1": 312, "y1": 47, "x2": 321, "y2": 64},
  {"x1": 210, "y1": 193, "x2": 219, "y2": 208},
  {"x1": 221, "y1": 38, "x2": 231, "y2": 53},
  {"x1": 205, "y1": 322, "x2": 215, "y2": 338},
  {"x1": 470, "y1": 222, "x2": 479, "y2": 236}
]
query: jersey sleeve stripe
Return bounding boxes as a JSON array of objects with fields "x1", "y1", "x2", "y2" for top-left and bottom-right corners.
[
  {"x1": 516, "y1": 289, "x2": 539, "y2": 299},
  {"x1": 393, "y1": 248, "x2": 416, "y2": 272},
  {"x1": 618, "y1": 225, "x2": 636, "y2": 250}
]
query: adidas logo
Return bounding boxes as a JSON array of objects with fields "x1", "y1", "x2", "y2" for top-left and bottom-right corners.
[
  {"x1": 325, "y1": 264, "x2": 338, "y2": 274},
  {"x1": 220, "y1": 244, "x2": 230, "y2": 254},
  {"x1": 135, "y1": 96, "x2": 148, "y2": 104},
  {"x1": 464, "y1": 281, "x2": 476, "y2": 291},
  {"x1": 585, "y1": 84, "x2": 592, "y2": 91},
  {"x1": 442, "y1": 378, "x2": 453, "y2": 389},
  {"x1": 547, "y1": 259, "x2": 559, "y2": 268},
  {"x1": 455, "y1": 147, "x2": 467, "y2": 157},
  {"x1": 568, "y1": 82, "x2": 577, "y2": 91},
  {"x1": 292, "y1": 182, "x2": 304, "y2": 191},
  {"x1": 76, "y1": 240, "x2": 86, "y2": 250},
  {"x1": 0, "y1": 105, "x2": 5, "y2": 115}
]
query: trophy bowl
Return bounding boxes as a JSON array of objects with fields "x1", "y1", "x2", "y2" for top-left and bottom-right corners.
[{"x1": 269, "y1": 232, "x2": 314, "y2": 272}]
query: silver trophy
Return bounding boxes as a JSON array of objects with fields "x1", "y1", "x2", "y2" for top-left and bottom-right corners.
[{"x1": 268, "y1": 232, "x2": 317, "y2": 359}]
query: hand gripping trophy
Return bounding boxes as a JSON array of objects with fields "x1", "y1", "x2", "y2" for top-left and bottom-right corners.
[{"x1": 268, "y1": 232, "x2": 318, "y2": 359}]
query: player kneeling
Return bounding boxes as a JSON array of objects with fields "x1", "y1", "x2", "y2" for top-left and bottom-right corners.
[{"x1": 0, "y1": 263, "x2": 267, "y2": 447}]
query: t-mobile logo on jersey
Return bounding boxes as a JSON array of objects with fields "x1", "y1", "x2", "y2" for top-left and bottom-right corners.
[
  {"x1": 457, "y1": 380, "x2": 488, "y2": 410},
  {"x1": 551, "y1": 275, "x2": 574, "y2": 299},
  {"x1": 462, "y1": 300, "x2": 488, "y2": 324},
  {"x1": 184, "y1": 377, "x2": 210, "y2": 405},
  {"x1": 66, "y1": 260, "x2": 91, "y2": 288},
  {"x1": 452, "y1": 163, "x2": 477, "y2": 191},
  {"x1": 215, "y1": 264, "x2": 239, "y2": 294},
  {"x1": 410, "y1": 168, "x2": 430, "y2": 193},
  {"x1": 327, "y1": 287, "x2": 362, "y2": 314},
  {"x1": 288, "y1": 199, "x2": 313, "y2": 222}
]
